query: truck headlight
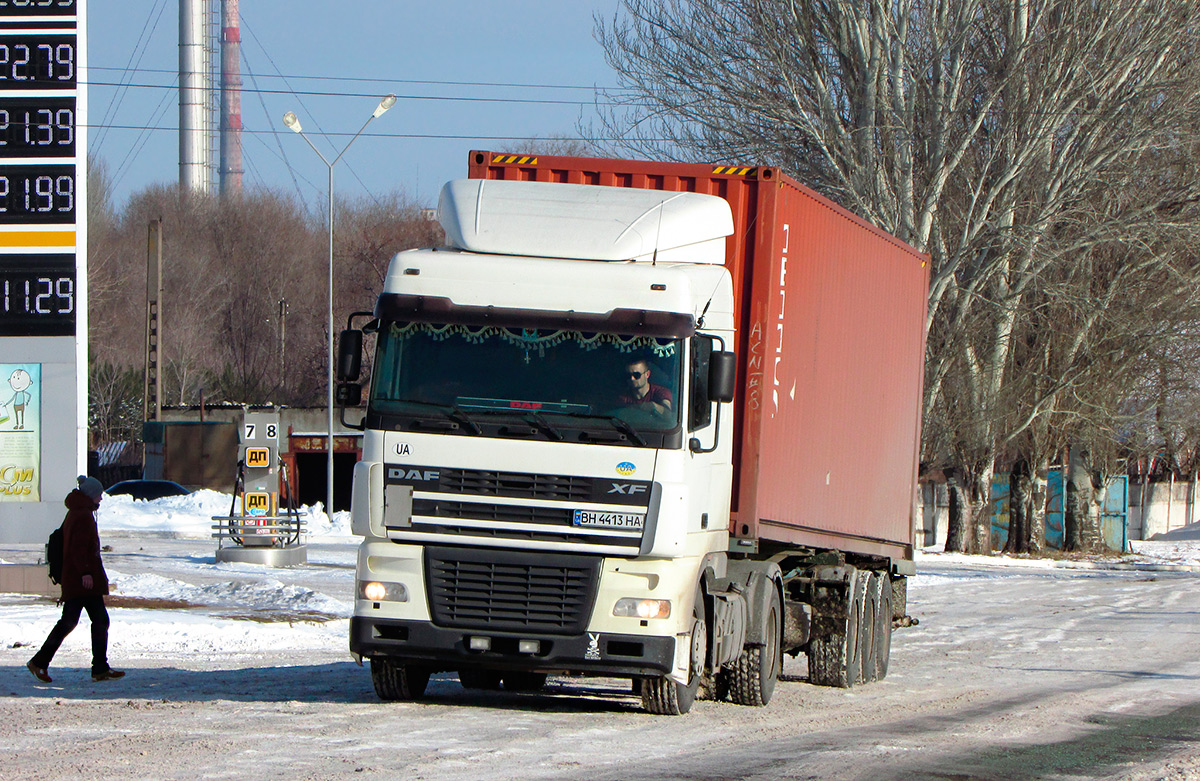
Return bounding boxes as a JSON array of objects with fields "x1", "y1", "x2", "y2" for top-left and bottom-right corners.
[
  {"x1": 613, "y1": 598, "x2": 671, "y2": 619},
  {"x1": 359, "y1": 581, "x2": 408, "y2": 602}
]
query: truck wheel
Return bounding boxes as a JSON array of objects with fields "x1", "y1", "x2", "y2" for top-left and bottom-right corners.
[
  {"x1": 502, "y1": 672, "x2": 548, "y2": 692},
  {"x1": 459, "y1": 668, "x2": 503, "y2": 690},
  {"x1": 642, "y1": 587, "x2": 706, "y2": 715},
  {"x1": 859, "y1": 573, "x2": 880, "y2": 684},
  {"x1": 807, "y1": 568, "x2": 863, "y2": 688},
  {"x1": 371, "y1": 658, "x2": 430, "y2": 701},
  {"x1": 729, "y1": 584, "x2": 781, "y2": 706},
  {"x1": 874, "y1": 573, "x2": 894, "y2": 680},
  {"x1": 891, "y1": 575, "x2": 907, "y2": 622}
]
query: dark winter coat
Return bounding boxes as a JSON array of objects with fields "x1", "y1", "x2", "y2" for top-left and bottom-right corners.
[{"x1": 59, "y1": 488, "x2": 109, "y2": 600}]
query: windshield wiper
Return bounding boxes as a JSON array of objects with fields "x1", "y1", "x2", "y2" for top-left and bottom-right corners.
[
  {"x1": 605, "y1": 416, "x2": 646, "y2": 447},
  {"x1": 524, "y1": 411, "x2": 564, "y2": 441},
  {"x1": 394, "y1": 400, "x2": 482, "y2": 435},
  {"x1": 446, "y1": 407, "x2": 483, "y2": 435}
]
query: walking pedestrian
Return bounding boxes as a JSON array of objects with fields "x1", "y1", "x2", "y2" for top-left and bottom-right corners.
[{"x1": 27, "y1": 475, "x2": 125, "y2": 683}]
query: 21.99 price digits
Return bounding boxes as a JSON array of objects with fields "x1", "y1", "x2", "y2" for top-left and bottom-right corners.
[{"x1": 0, "y1": 165, "x2": 73, "y2": 222}]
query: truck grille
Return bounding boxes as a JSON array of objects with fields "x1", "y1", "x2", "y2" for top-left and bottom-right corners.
[
  {"x1": 386, "y1": 464, "x2": 652, "y2": 555},
  {"x1": 414, "y1": 498, "x2": 571, "y2": 525},
  {"x1": 425, "y1": 546, "x2": 599, "y2": 634},
  {"x1": 438, "y1": 468, "x2": 592, "y2": 502}
]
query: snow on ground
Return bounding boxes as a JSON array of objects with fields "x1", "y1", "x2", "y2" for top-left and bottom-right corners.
[
  {"x1": 1, "y1": 491, "x2": 358, "y2": 659},
  {"x1": 4, "y1": 494, "x2": 1200, "y2": 778},
  {"x1": 4, "y1": 489, "x2": 1200, "y2": 660}
]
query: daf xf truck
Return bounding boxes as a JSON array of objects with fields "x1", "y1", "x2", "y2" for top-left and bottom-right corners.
[{"x1": 343, "y1": 153, "x2": 928, "y2": 714}]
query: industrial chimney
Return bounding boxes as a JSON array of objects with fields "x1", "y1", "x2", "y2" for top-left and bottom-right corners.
[
  {"x1": 219, "y1": 0, "x2": 243, "y2": 195},
  {"x1": 178, "y1": 0, "x2": 213, "y2": 193}
]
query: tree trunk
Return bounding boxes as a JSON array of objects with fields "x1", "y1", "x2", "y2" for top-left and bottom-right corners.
[
  {"x1": 1064, "y1": 446, "x2": 1094, "y2": 552},
  {"x1": 1005, "y1": 458, "x2": 1031, "y2": 554},
  {"x1": 1027, "y1": 458, "x2": 1048, "y2": 555},
  {"x1": 969, "y1": 466, "x2": 994, "y2": 554},
  {"x1": 945, "y1": 470, "x2": 968, "y2": 553}
]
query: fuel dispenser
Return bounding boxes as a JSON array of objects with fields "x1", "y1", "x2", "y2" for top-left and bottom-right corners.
[{"x1": 211, "y1": 409, "x2": 308, "y2": 566}]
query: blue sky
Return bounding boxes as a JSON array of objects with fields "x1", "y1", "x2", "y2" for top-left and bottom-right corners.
[{"x1": 87, "y1": 1, "x2": 624, "y2": 210}]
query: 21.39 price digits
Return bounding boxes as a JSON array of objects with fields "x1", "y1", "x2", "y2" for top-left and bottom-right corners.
[
  {"x1": 0, "y1": 99, "x2": 73, "y2": 154},
  {"x1": 0, "y1": 165, "x2": 73, "y2": 222}
]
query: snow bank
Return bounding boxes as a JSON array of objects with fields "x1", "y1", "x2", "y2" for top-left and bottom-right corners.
[
  {"x1": 110, "y1": 571, "x2": 351, "y2": 617},
  {"x1": 98, "y1": 490, "x2": 354, "y2": 539}
]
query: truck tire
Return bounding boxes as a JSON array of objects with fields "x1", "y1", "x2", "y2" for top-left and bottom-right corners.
[
  {"x1": 807, "y1": 568, "x2": 863, "y2": 688},
  {"x1": 874, "y1": 573, "x2": 894, "y2": 680},
  {"x1": 891, "y1": 575, "x2": 907, "y2": 622},
  {"x1": 502, "y1": 672, "x2": 548, "y2": 692},
  {"x1": 729, "y1": 584, "x2": 781, "y2": 706},
  {"x1": 859, "y1": 573, "x2": 880, "y2": 684},
  {"x1": 459, "y1": 668, "x2": 503, "y2": 690},
  {"x1": 371, "y1": 658, "x2": 430, "y2": 701},
  {"x1": 642, "y1": 586, "x2": 706, "y2": 715}
]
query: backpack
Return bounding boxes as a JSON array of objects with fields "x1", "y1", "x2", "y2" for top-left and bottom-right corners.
[{"x1": 46, "y1": 526, "x2": 64, "y2": 585}]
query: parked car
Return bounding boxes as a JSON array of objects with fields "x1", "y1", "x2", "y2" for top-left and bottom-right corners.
[{"x1": 105, "y1": 479, "x2": 191, "y2": 501}]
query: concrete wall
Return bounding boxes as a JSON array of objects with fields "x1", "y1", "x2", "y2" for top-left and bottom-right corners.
[
  {"x1": 917, "y1": 476, "x2": 1200, "y2": 548},
  {"x1": 917, "y1": 481, "x2": 950, "y2": 549},
  {"x1": 1128, "y1": 479, "x2": 1199, "y2": 540}
]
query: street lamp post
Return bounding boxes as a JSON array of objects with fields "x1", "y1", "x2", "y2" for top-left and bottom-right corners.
[{"x1": 282, "y1": 94, "x2": 396, "y2": 522}]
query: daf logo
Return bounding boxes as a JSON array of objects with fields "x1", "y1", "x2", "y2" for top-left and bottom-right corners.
[
  {"x1": 388, "y1": 468, "x2": 440, "y2": 482},
  {"x1": 608, "y1": 482, "x2": 647, "y2": 495}
]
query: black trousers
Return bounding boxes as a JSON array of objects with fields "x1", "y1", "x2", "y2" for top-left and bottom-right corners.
[{"x1": 31, "y1": 595, "x2": 110, "y2": 674}]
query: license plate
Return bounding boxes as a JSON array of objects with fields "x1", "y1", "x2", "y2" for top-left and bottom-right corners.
[{"x1": 572, "y1": 509, "x2": 645, "y2": 530}]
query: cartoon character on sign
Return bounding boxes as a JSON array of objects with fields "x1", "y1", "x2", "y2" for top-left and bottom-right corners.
[{"x1": 6, "y1": 369, "x2": 32, "y2": 431}]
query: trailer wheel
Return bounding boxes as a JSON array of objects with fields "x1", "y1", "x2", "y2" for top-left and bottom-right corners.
[
  {"x1": 502, "y1": 672, "x2": 548, "y2": 692},
  {"x1": 891, "y1": 575, "x2": 907, "y2": 622},
  {"x1": 874, "y1": 573, "x2": 894, "y2": 680},
  {"x1": 859, "y1": 573, "x2": 880, "y2": 684},
  {"x1": 458, "y1": 668, "x2": 503, "y2": 690},
  {"x1": 642, "y1": 586, "x2": 706, "y2": 715},
  {"x1": 807, "y1": 567, "x2": 863, "y2": 688},
  {"x1": 371, "y1": 658, "x2": 430, "y2": 701},
  {"x1": 729, "y1": 584, "x2": 781, "y2": 706}
]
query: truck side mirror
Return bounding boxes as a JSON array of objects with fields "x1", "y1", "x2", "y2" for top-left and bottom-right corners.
[
  {"x1": 338, "y1": 329, "x2": 363, "y2": 381},
  {"x1": 336, "y1": 382, "x2": 362, "y2": 406},
  {"x1": 709, "y1": 351, "x2": 737, "y2": 403}
]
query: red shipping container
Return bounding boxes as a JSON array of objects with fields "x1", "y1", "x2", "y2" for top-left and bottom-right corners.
[{"x1": 468, "y1": 152, "x2": 928, "y2": 564}]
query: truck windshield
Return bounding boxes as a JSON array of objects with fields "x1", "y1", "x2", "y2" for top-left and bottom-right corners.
[{"x1": 371, "y1": 322, "x2": 682, "y2": 432}]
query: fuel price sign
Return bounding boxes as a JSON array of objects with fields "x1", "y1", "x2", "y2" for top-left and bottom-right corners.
[{"x1": 0, "y1": 1, "x2": 85, "y2": 540}]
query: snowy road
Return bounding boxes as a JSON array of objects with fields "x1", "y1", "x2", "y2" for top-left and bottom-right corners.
[{"x1": 3, "y1": 528, "x2": 1200, "y2": 779}]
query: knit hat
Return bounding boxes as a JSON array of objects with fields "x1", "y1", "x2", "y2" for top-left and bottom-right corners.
[{"x1": 77, "y1": 475, "x2": 104, "y2": 500}]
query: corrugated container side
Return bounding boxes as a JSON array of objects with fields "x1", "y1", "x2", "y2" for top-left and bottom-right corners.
[
  {"x1": 467, "y1": 152, "x2": 928, "y2": 561},
  {"x1": 738, "y1": 181, "x2": 928, "y2": 561}
]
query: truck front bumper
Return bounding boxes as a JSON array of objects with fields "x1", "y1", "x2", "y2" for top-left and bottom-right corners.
[{"x1": 350, "y1": 616, "x2": 675, "y2": 678}]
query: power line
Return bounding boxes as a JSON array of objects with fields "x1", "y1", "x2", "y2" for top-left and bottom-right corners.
[
  {"x1": 239, "y1": 43, "x2": 309, "y2": 207},
  {"x1": 93, "y1": 0, "x2": 171, "y2": 154},
  {"x1": 107, "y1": 73, "x2": 179, "y2": 195},
  {"x1": 81, "y1": 122, "x2": 622, "y2": 142},
  {"x1": 81, "y1": 79, "x2": 627, "y2": 108},
  {"x1": 86, "y1": 64, "x2": 624, "y2": 94},
  {"x1": 238, "y1": 13, "x2": 382, "y2": 210}
]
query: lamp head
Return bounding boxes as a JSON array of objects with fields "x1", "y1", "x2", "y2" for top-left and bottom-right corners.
[
  {"x1": 373, "y1": 94, "x2": 397, "y2": 118},
  {"x1": 282, "y1": 112, "x2": 302, "y2": 133}
]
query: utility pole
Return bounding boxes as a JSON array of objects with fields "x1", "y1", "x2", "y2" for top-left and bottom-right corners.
[{"x1": 144, "y1": 218, "x2": 164, "y2": 423}]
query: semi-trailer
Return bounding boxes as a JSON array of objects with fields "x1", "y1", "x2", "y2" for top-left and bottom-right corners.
[{"x1": 343, "y1": 152, "x2": 928, "y2": 714}]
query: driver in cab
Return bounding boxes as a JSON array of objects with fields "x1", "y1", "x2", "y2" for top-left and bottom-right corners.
[{"x1": 619, "y1": 358, "x2": 673, "y2": 416}]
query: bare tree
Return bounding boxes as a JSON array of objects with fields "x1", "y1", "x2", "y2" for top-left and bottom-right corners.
[{"x1": 598, "y1": 0, "x2": 1200, "y2": 552}]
